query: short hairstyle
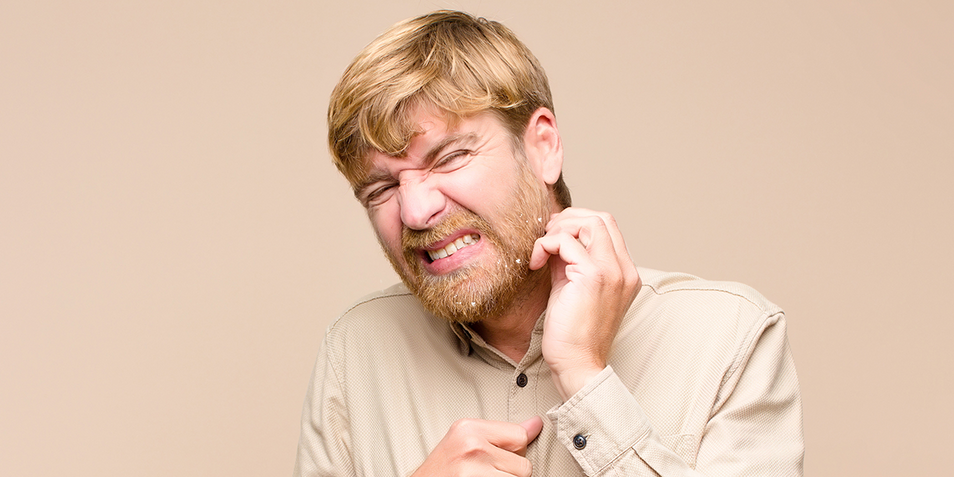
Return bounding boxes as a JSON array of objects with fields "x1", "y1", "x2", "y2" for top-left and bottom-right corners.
[{"x1": 328, "y1": 10, "x2": 571, "y2": 208}]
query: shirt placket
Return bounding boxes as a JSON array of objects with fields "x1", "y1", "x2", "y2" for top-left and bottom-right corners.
[{"x1": 507, "y1": 330, "x2": 545, "y2": 424}]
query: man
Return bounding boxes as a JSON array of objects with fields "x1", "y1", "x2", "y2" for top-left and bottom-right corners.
[{"x1": 295, "y1": 10, "x2": 803, "y2": 476}]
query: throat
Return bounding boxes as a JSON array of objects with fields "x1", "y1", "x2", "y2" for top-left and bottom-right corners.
[{"x1": 470, "y1": 270, "x2": 550, "y2": 363}]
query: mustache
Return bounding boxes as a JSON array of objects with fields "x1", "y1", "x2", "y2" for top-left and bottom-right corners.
[{"x1": 402, "y1": 210, "x2": 492, "y2": 251}]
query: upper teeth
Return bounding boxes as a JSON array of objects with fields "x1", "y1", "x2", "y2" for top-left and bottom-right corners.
[{"x1": 428, "y1": 234, "x2": 479, "y2": 261}]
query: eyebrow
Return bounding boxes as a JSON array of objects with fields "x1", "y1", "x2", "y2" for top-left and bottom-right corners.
[
  {"x1": 421, "y1": 132, "x2": 479, "y2": 166},
  {"x1": 353, "y1": 131, "x2": 480, "y2": 197}
]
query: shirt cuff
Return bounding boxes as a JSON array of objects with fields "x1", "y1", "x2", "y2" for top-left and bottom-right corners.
[{"x1": 546, "y1": 365, "x2": 652, "y2": 474}]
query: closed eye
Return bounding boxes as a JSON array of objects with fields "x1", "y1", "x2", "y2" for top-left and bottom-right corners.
[
  {"x1": 433, "y1": 150, "x2": 472, "y2": 172},
  {"x1": 361, "y1": 182, "x2": 397, "y2": 207}
]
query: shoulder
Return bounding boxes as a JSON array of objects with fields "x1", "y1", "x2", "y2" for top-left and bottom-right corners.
[
  {"x1": 622, "y1": 268, "x2": 785, "y2": 355},
  {"x1": 320, "y1": 283, "x2": 454, "y2": 360},
  {"x1": 636, "y1": 267, "x2": 781, "y2": 319},
  {"x1": 331, "y1": 283, "x2": 419, "y2": 326},
  {"x1": 325, "y1": 282, "x2": 425, "y2": 339}
]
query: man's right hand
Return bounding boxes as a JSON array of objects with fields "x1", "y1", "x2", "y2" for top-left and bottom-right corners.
[{"x1": 411, "y1": 417, "x2": 544, "y2": 476}]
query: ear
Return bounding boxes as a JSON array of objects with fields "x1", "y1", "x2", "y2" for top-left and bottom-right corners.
[{"x1": 522, "y1": 107, "x2": 563, "y2": 186}]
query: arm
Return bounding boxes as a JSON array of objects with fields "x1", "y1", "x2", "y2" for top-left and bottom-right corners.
[
  {"x1": 293, "y1": 335, "x2": 355, "y2": 477},
  {"x1": 531, "y1": 208, "x2": 803, "y2": 475},
  {"x1": 547, "y1": 314, "x2": 803, "y2": 476}
]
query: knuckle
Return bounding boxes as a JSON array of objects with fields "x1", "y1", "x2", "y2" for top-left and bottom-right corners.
[
  {"x1": 591, "y1": 267, "x2": 608, "y2": 283},
  {"x1": 448, "y1": 419, "x2": 489, "y2": 455},
  {"x1": 459, "y1": 435, "x2": 485, "y2": 455},
  {"x1": 625, "y1": 267, "x2": 641, "y2": 284},
  {"x1": 584, "y1": 215, "x2": 605, "y2": 230},
  {"x1": 450, "y1": 418, "x2": 477, "y2": 435},
  {"x1": 554, "y1": 230, "x2": 574, "y2": 244}
]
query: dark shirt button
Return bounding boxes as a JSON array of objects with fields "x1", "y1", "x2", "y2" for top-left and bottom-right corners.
[
  {"x1": 573, "y1": 434, "x2": 587, "y2": 450},
  {"x1": 516, "y1": 373, "x2": 528, "y2": 387}
]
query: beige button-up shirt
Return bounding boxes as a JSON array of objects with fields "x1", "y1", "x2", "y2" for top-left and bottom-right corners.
[{"x1": 294, "y1": 268, "x2": 804, "y2": 476}]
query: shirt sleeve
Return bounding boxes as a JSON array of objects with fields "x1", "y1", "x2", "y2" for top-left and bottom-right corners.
[
  {"x1": 293, "y1": 335, "x2": 356, "y2": 477},
  {"x1": 546, "y1": 312, "x2": 804, "y2": 476}
]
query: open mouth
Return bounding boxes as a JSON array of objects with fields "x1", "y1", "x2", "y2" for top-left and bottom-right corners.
[{"x1": 425, "y1": 233, "x2": 480, "y2": 263}]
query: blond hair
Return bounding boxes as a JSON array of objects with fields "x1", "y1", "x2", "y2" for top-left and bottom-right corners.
[{"x1": 328, "y1": 10, "x2": 571, "y2": 207}]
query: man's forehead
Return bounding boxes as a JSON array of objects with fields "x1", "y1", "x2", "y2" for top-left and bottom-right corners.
[
  {"x1": 370, "y1": 110, "x2": 489, "y2": 164},
  {"x1": 402, "y1": 114, "x2": 475, "y2": 158},
  {"x1": 404, "y1": 105, "x2": 465, "y2": 144},
  {"x1": 367, "y1": 130, "x2": 481, "y2": 172}
]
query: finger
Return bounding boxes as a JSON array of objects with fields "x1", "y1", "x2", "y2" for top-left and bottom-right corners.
[
  {"x1": 531, "y1": 228, "x2": 586, "y2": 271},
  {"x1": 486, "y1": 446, "x2": 534, "y2": 477},
  {"x1": 535, "y1": 208, "x2": 611, "y2": 270},
  {"x1": 546, "y1": 209, "x2": 632, "y2": 265},
  {"x1": 519, "y1": 416, "x2": 544, "y2": 444},
  {"x1": 532, "y1": 231, "x2": 597, "y2": 274},
  {"x1": 529, "y1": 238, "x2": 553, "y2": 270},
  {"x1": 544, "y1": 216, "x2": 622, "y2": 266},
  {"x1": 548, "y1": 208, "x2": 630, "y2": 258},
  {"x1": 546, "y1": 209, "x2": 640, "y2": 291},
  {"x1": 463, "y1": 420, "x2": 533, "y2": 454},
  {"x1": 546, "y1": 207, "x2": 611, "y2": 232}
]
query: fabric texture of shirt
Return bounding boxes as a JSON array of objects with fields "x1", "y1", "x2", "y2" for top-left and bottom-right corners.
[{"x1": 294, "y1": 268, "x2": 804, "y2": 476}]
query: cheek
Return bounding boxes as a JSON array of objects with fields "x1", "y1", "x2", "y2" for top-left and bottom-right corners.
[
  {"x1": 369, "y1": 203, "x2": 404, "y2": 251},
  {"x1": 443, "y1": 163, "x2": 513, "y2": 212}
]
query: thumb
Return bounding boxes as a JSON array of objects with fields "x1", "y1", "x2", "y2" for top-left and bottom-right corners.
[{"x1": 519, "y1": 416, "x2": 544, "y2": 443}]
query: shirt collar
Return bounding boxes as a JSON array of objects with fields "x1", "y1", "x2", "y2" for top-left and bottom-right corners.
[
  {"x1": 450, "y1": 321, "x2": 476, "y2": 355},
  {"x1": 448, "y1": 312, "x2": 548, "y2": 360}
]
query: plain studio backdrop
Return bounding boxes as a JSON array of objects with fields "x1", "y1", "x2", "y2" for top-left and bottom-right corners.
[{"x1": 1, "y1": 1, "x2": 951, "y2": 476}]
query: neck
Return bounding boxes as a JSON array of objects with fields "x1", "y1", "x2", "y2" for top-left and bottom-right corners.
[{"x1": 471, "y1": 268, "x2": 551, "y2": 363}]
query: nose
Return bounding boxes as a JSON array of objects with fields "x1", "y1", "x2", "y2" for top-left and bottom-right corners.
[{"x1": 397, "y1": 175, "x2": 446, "y2": 230}]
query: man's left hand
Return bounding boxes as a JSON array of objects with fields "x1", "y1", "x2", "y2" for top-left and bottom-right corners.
[{"x1": 529, "y1": 208, "x2": 641, "y2": 401}]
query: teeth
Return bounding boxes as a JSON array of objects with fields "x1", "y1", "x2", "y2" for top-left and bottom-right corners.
[{"x1": 428, "y1": 234, "x2": 479, "y2": 261}]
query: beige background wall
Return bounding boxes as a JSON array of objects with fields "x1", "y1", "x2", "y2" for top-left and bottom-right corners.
[{"x1": 2, "y1": 1, "x2": 951, "y2": 475}]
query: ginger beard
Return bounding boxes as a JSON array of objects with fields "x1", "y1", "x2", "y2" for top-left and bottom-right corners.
[{"x1": 381, "y1": 161, "x2": 552, "y2": 323}]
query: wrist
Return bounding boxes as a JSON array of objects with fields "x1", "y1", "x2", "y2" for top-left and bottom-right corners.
[{"x1": 551, "y1": 363, "x2": 605, "y2": 401}]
